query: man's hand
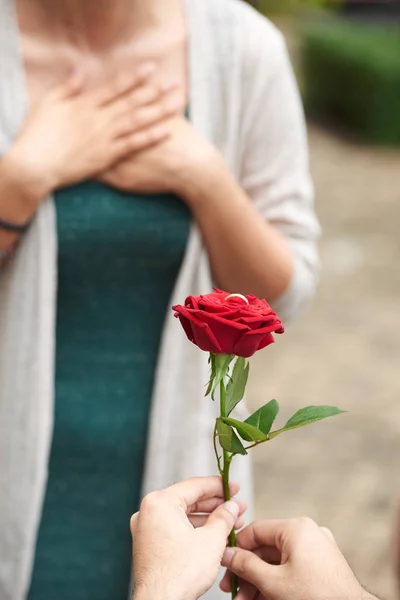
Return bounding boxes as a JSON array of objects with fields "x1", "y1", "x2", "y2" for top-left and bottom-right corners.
[
  {"x1": 221, "y1": 518, "x2": 378, "y2": 600},
  {"x1": 131, "y1": 477, "x2": 246, "y2": 600}
]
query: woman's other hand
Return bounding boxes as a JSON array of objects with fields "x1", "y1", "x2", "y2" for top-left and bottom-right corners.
[
  {"x1": 131, "y1": 477, "x2": 246, "y2": 600},
  {"x1": 98, "y1": 116, "x2": 219, "y2": 198},
  {"x1": 7, "y1": 64, "x2": 183, "y2": 202}
]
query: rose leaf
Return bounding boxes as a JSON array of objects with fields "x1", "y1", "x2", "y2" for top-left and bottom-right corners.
[
  {"x1": 269, "y1": 406, "x2": 345, "y2": 439},
  {"x1": 245, "y1": 399, "x2": 279, "y2": 436},
  {"x1": 216, "y1": 418, "x2": 248, "y2": 456},
  {"x1": 226, "y1": 357, "x2": 249, "y2": 415},
  {"x1": 211, "y1": 354, "x2": 235, "y2": 400},
  {"x1": 205, "y1": 353, "x2": 216, "y2": 397},
  {"x1": 222, "y1": 417, "x2": 266, "y2": 443}
]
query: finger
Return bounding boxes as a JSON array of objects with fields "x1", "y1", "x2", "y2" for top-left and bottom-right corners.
[
  {"x1": 112, "y1": 124, "x2": 170, "y2": 161},
  {"x1": 189, "y1": 515, "x2": 209, "y2": 528},
  {"x1": 220, "y1": 571, "x2": 258, "y2": 600},
  {"x1": 236, "y1": 580, "x2": 259, "y2": 600},
  {"x1": 253, "y1": 545, "x2": 281, "y2": 565},
  {"x1": 98, "y1": 170, "x2": 117, "y2": 188},
  {"x1": 220, "y1": 568, "x2": 231, "y2": 592},
  {"x1": 127, "y1": 80, "x2": 180, "y2": 110},
  {"x1": 188, "y1": 481, "x2": 241, "y2": 515},
  {"x1": 150, "y1": 477, "x2": 240, "y2": 515},
  {"x1": 53, "y1": 68, "x2": 86, "y2": 100},
  {"x1": 192, "y1": 496, "x2": 246, "y2": 516},
  {"x1": 321, "y1": 526, "x2": 336, "y2": 543},
  {"x1": 113, "y1": 94, "x2": 184, "y2": 137},
  {"x1": 220, "y1": 545, "x2": 281, "y2": 591},
  {"x1": 190, "y1": 513, "x2": 245, "y2": 531},
  {"x1": 205, "y1": 501, "x2": 239, "y2": 538},
  {"x1": 130, "y1": 512, "x2": 139, "y2": 535},
  {"x1": 222, "y1": 547, "x2": 279, "y2": 593},
  {"x1": 236, "y1": 519, "x2": 293, "y2": 552},
  {"x1": 95, "y1": 62, "x2": 157, "y2": 106}
]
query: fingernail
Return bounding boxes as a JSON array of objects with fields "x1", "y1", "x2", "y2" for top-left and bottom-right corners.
[
  {"x1": 223, "y1": 547, "x2": 236, "y2": 563},
  {"x1": 224, "y1": 500, "x2": 239, "y2": 518}
]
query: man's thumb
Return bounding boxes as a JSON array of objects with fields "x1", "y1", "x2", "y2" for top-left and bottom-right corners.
[
  {"x1": 222, "y1": 547, "x2": 275, "y2": 594},
  {"x1": 206, "y1": 501, "x2": 239, "y2": 537}
]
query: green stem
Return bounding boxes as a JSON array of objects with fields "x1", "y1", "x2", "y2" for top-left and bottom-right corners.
[
  {"x1": 244, "y1": 438, "x2": 269, "y2": 452},
  {"x1": 220, "y1": 378, "x2": 238, "y2": 600},
  {"x1": 213, "y1": 421, "x2": 223, "y2": 475}
]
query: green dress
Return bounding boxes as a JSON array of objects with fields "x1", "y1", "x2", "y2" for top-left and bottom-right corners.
[{"x1": 27, "y1": 181, "x2": 191, "y2": 600}]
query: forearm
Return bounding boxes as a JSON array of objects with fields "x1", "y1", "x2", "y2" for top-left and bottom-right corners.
[
  {"x1": 0, "y1": 153, "x2": 48, "y2": 267},
  {"x1": 362, "y1": 592, "x2": 381, "y2": 600},
  {"x1": 133, "y1": 585, "x2": 189, "y2": 600},
  {"x1": 180, "y1": 157, "x2": 294, "y2": 302}
]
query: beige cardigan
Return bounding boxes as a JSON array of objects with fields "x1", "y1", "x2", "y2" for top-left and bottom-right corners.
[{"x1": 0, "y1": 0, "x2": 320, "y2": 598}]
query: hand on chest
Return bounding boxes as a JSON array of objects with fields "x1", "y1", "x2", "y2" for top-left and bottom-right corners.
[{"x1": 16, "y1": 29, "x2": 212, "y2": 199}]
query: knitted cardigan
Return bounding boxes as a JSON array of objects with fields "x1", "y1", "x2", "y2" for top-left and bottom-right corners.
[{"x1": 0, "y1": 1, "x2": 320, "y2": 598}]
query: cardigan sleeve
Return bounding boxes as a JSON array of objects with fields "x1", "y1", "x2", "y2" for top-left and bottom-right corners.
[{"x1": 238, "y1": 12, "x2": 321, "y2": 323}]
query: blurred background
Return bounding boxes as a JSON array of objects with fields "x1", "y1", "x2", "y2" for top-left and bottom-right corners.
[{"x1": 245, "y1": 1, "x2": 400, "y2": 598}]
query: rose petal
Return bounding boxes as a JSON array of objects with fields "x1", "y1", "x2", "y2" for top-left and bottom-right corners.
[
  {"x1": 173, "y1": 290, "x2": 283, "y2": 357},
  {"x1": 234, "y1": 330, "x2": 275, "y2": 358},
  {"x1": 194, "y1": 310, "x2": 248, "y2": 354},
  {"x1": 176, "y1": 314, "x2": 196, "y2": 343},
  {"x1": 237, "y1": 317, "x2": 284, "y2": 333},
  {"x1": 173, "y1": 305, "x2": 222, "y2": 353},
  {"x1": 256, "y1": 331, "x2": 277, "y2": 351},
  {"x1": 191, "y1": 320, "x2": 222, "y2": 354}
]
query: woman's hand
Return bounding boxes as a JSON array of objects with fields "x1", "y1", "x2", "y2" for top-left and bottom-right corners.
[
  {"x1": 131, "y1": 477, "x2": 246, "y2": 600},
  {"x1": 98, "y1": 116, "x2": 219, "y2": 199},
  {"x1": 8, "y1": 64, "x2": 184, "y2": 204}
]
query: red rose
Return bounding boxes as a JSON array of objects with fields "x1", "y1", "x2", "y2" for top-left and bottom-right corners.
[{"x1": 172, "y1": 289, "x2": 284, "y2": 358}]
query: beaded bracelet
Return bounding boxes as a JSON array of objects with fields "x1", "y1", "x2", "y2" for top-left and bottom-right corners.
[{"x1": 0, "y1": 216, "x2": 31, "y2": 234}]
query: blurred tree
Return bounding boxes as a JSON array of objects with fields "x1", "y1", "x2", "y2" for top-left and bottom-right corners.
[
  {"x1": 247, "y1": 0, "x2": 334, "y2": 15},
  {"x1": 301, "y1": 19, "x2": 400, "y2": 144}
]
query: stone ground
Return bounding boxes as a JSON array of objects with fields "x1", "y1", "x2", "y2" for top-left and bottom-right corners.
[{"x1": 248, "y1": 125, "x2": 400, "y2": 599}]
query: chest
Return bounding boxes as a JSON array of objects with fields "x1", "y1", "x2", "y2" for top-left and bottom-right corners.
[
  {"x1": 17, "y1": 20, "x2": 188, "y2": 107},
  {"x1": 54, "y1": 182, "x2": 191, "y2": 314},
  {"x1": 55, "y1": 181, "x2": 191, "y2": 260}
]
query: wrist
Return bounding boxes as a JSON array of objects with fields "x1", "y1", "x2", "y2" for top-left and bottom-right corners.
[
  {"x1": 134, "y1": 585, "x2": 191, "y2": 600},
  {"x1": 360, "y1": 592, "x2": 379, "y2": 600},
  {"x1": 173, "y1": 148, "x2": 227, "y2": 208},
  {"x1": 4, "y1": 147, "x2": 55, "y2": 208}
]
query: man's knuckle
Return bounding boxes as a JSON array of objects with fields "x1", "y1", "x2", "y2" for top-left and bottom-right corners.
[
  {"x1": 140, "y1": 490, "x2": 163, "y2": 512},
  {"x1": 213, "y1": 513, "x2": 230, "y2": 532},
  {"x1": 320, "y1": 526, "x2": 334, "y2": 540},
  {"x1": 291, "y1": 517, "x2": 320, "y2": 543},
  {"x1": 130, "y1": 513, "x2": 138, "y2": 533},
  {"x1": 295, "y1": 516, "x2": 316, "y2": 530}
]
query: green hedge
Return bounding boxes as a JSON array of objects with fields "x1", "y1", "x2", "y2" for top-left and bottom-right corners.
[
  {"x1": 301, "y1": 19, "x2": 400, "y2": 144},
  {"x1": 249, "y1": 0, "x2": 332, "y2": 16}
]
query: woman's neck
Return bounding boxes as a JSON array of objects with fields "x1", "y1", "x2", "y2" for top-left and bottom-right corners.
[{"x1": 18, "y1": 0, "x2": 181, "y2": 51}]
